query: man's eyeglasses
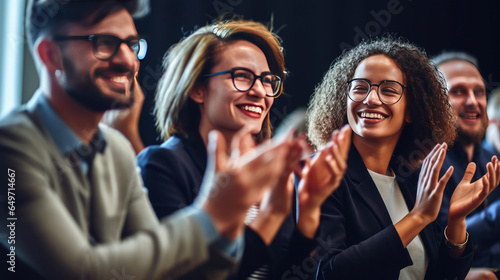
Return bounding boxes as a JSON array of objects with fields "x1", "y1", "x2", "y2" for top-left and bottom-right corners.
[
  {"x1": 52, "y1": 34, "x2": 148, "y2": 61},
  {"x1": 347, "y1": 78, "x2": 406, "y2": 105},
  {"x1": 203, "y1": 67, "x2": 282, "y2": 98}
]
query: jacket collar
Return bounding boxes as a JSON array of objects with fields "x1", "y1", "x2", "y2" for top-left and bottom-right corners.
[
  {"x1": 346, "y1": 145, "x2": 394, "y2": 227},
  {"x1": 346, "y1": 145, "x2": 438, "y2": 265},
  {"x1": 184, "y1": 130, "x2": 208, "y2": 173},
  {"x1": 26, "y1": 90, "x2": 107, "y2": 157},
  {"x1": 346, "y1": 146, "x2": 420, "y2": 227}
]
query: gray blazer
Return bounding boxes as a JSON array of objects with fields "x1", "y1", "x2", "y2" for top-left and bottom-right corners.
[{"x1": 0, "y1": 95, "x2": 237, "y2": 280}]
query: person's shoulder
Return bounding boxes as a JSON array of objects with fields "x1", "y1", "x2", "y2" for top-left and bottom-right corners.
[
  {"x1": 0, "y1": 107, "x2": 54, "y2": 173},
  {"x1": 142, "y1": 135, "x2": 189, "y2": 157},
  {"x1": 0, "y1": 106, "x2": 35, "y2": 132},
  {"x1": 481, "y1": 139, "x2": 497, "y2": 156},
  {"x1": 99, "y1": 123, "x2": 132, "y2": 144},
  {"x1": 0, "y1": 107, "x2": 45, "y2": 148},
  {"x1": 99, "y1": 124, "x2": 137, "y2": 160},
  {"x1": 137, "y1": 136, "x2": 188, "y2": 167},
  {"x1": 161, "y1": 134, "x2": 189, "y2": 151},
  {"x1": 477, "y1": 142, "x2": 497, "y2": 160}
]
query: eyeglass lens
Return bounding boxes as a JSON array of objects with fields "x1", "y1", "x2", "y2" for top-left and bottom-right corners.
[
  {"x1": 232, "y1": 69, "x2": 281, "y2": 96},
  {"x1": 93, "y1": 35, "x2": 147, "y2": 60},
  {"x1": 348, "y1": 80, "x2": 403, "y2": 104}
]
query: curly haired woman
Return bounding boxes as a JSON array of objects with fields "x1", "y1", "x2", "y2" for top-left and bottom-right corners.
[{"x1": 307, "y1": 37, "x2": 500, "y2": 280}]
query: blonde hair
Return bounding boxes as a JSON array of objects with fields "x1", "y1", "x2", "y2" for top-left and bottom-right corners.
[{"x1": 155, "y1": 19, "x2": 285, "y2": 141}]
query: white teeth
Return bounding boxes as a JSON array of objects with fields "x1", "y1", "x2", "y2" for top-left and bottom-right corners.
[
  {"x1": 240, "y1": 105, "x2": 262, "y2": 114},
  {"x1": 462, "y1": 113, "x2": 479, "y2": 119},
  {"x1": 111, "y1": 76, "x2": 127, "y2": 83},
  {"x1": 360, "y1": 112, "x2": 384, "y2": 119}
]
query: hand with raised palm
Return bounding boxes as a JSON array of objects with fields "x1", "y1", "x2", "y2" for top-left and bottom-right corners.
[
  {"x1": 443, "y1": 155, "x2": 500, "y2": 254},
  {"x1": 250, "y1": 133, "x2": 305, "y2": 244},
  {"x1": 295, "y1": 125, "x2": 352, "y2": 238},
  {"x1": 199, "y1": 128, "x2": 304, "y2": 240},
  {"x1": 412, "y1": 143, "x2": 454, "y2": 225},
  {"x1": 395, "y1": 143, "x2": 453, "y2": 247},
  {"x1": 448, "y1": 156, "x2": 500, "y2": 223}
]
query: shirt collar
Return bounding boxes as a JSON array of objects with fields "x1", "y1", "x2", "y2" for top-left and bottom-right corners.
[
  {"x1": 450, "y1": 141, "x2": 484, "y2": 162},
  {"x1": 34, "y1": 92, "x2": 106, "y2": 156}
]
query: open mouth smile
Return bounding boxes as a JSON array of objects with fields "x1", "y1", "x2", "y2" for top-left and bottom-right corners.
[
  {"x1": 359, "y1": 112, "x2": 386, "y2": 120},
  {"x1": 459, "y1": 112, "x2": 480, "y2": 119},
  {"x1": 110, "y1": 76, "x2": 128, "y2": 84},
  {"x1": 237, "y1": 105, "x2": 263, "y2": 114}
]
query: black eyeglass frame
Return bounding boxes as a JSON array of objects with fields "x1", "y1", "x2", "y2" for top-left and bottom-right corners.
[
  {"x1": 346, "y1": 78, "x2": 406, "y2": 105},
  {"x1": 52, "y1": 34, "x2": 148, "y2": 61},
  {"x1": 202, "y1": 67, "x2": 283, "y2": 98}
]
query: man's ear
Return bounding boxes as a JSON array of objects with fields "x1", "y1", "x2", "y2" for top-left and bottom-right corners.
[
  {"x1": 36, "y1": 38, "x2": 63, "y2": 72},
  {"x1": 189, "y1": 83, "x2": 205, "y2": 104}
]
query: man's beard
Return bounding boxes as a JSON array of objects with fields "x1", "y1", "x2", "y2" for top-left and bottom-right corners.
[
  {"x1": 66, "y1": 84, "x2": 135, "y2": 112},
  {"x1": 457, "y1": 117, "x2": 488, "y2": 145},
  {"x1": 60, "y1": 56, "x2": 135, "y2": 112}
]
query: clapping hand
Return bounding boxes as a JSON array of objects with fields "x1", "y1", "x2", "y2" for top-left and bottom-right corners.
[
  {"x1": 295, "y1": 125, "x2": 352, "y2": 238},
  {"x1": 198, "y1": 128, "x2": 304, "y2": 240},
  {"x1": 448, "y1": 156, "x2": 500, "y2": 222},
  {"x1": 412, "y1": 143, "x2": 454, "y2": 225}
]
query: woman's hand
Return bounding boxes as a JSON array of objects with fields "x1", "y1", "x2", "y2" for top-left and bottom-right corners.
[
  {"x1": 448, "y1": 156, "x2": 500, "y2": 223},
  {"x1": 446, "y1": 152, "x2": 500, "y2": 256},
  {"x1": 445, "y1": 155, "x2": 499, "y2": 256},
  {"x1": 295, "y1": 125, "x2": 352, "y2": 238},
  {"x1": 249, "y1": 132, "x2": 305, "y2": 244},
  {"x1": 198, "y1": 128, "x2": 303, "y2": 240},
  {"x1": 412, "y1": 143, "x2": 453, "y2": 225},
  {"x1": 395, "y1": 143, "x2": 453, "y2": 247}
]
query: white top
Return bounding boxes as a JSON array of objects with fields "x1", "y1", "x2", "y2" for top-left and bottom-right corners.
[{"x1": 367, "y1": 169, "x2": 429, "y2": 280}]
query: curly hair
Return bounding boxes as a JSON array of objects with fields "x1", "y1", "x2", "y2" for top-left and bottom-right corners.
[
  {"x1": 307, "y1": 37, "x2": 456, "y2": 169},
  {"x1": 155, "y1": 19, "x2": 285, "y2": 142}
]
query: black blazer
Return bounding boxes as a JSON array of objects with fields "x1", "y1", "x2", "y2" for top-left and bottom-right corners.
[
  {"x1": 137, "y1": 132, "x2": 315, "y2": 280},
  {"x1": 317, "y1": 146, "x2": 473, "y2": 280}
]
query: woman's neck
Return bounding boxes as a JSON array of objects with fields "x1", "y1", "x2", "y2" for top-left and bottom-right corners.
[{"x1": 353, "y1": 135, "x2": 398, "y2": 176}]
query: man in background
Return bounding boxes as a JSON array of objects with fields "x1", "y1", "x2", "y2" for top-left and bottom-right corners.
[{"x1": 433, "y1": 51, "x2": 500, "y2": 279}]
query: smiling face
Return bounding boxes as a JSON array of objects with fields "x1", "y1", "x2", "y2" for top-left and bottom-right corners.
[
  {"x1": 347, "y1": 54, "x2": 409, "y2": 146},
  {"x1": 438, "y1": 60, "x2": 488, "y2": 144},
  {"x1": 56, "y1": 8, "x2": 139, "y2": 112},
  {"x1": 192, "y1": 40, "x2": 274, "y2": 140}
]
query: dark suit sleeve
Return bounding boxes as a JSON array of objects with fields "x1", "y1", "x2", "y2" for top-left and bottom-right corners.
[
  {"x1": 317, "y1": 182, "x2": 412, "y2": 280},
  {"x1": 137, "y1": 146, "x2": 196, "y2": 219},
  {"x1": 232, "y1": 216, "x2": 317, "y2": 280},
  {"x1": 229, "y1": 227, "x2": 271, "y2": 279},
  {"x1": 432, "y1": 224, "x2": 473, "y2": 280},
  {"x1": 139, "y1": 143, "x2": 317, "y2": 280},
  {"x1": 273, "y1": 220, "x2": 317, "y2": 278}
]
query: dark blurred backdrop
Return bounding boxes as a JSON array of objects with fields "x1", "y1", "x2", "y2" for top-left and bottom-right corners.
[{"x1": 134, "y1": 0, "x2": 500, "y2": 146}]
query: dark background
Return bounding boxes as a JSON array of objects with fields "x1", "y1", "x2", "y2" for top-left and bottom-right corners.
[{"x1": 134, "y1": 0, "x2": 500, "y2": 146}]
